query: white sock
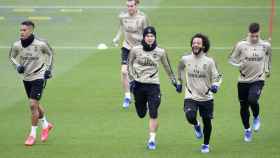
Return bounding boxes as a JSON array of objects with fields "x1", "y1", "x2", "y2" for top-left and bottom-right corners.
[
  {"x1": 245, "y1": 128, "x2": 251, "y2": 132},
  {"x1": 30, "y1": 126, "x2": 38, "y2": 138},
  {"x1": 125, "y1": 92, "x2": 131, "y2": 99},
  {"x1": 40, "y1": 116, "x2": 49, "y2": 129},
  {"x1": 149, "y1": 132, "x2": 156, "y2": 142}
]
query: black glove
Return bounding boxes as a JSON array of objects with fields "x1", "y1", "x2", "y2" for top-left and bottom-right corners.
[
  {"x1": 129, "y1": 80, "x2": 136, "y2": 93},
  {"x1": 44, "y1": 70, "x2": 52, "y2": 80},
  {"x1": 171, "y1": 79, "x2": 177, "y2": 88},
  {"x1": 16, "y1": 65, "x2": 25, "y2": 74},
  {"x1": 210, "y1": 85, "x2": 219, "y2": 93},
  {"x1": 176, "y1": 84, "x2": 182, "y2": 93}
]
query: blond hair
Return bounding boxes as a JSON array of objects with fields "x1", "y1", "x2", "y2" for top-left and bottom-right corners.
[{"x1": 127, "y1": 0, "x2": 140, "y2": 5}]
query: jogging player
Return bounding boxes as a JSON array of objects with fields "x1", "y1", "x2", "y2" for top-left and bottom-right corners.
[
  {"x1": 176, "y1": 33, "x2": 222, "y2": 153},
  {"x1": 9, "y1": 20, "x2": 54, "y2": 146},
  {"x1": 229, "y1": 22, "x2": 272, "y2": 142},
  {"x1": 113, "y1": 0, "x2": 149, "y2": 109},
  {"x1": 128, "y1": 26, "x2": 177, "y2": 150}
]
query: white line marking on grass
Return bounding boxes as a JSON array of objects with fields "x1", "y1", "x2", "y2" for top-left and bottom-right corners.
[
  {"x1": 0, "y1": 16, "x2": 5, "y2": 20},
  {"x1": 0, "y1": 5, "x2": 278, "y2": 9},
  {"x1": 13, "y1": 8, "x2": 35, "y2": 12},
  {"x1": 0, "y1": 46, "x2": 279, "y2": 50},
  {"x1": 28, "y1": 16, "x2": 52, "y2": 21},
  {"x1": 60, "y1": 8, "x2": 83, "y2": 13}
]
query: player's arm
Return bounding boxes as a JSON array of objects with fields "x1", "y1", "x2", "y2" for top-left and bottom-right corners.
[
  {"x1": 42, "y1": 42, "x2": 54, "y2": 79},
  {"x1": 177, "y1": 58, "x2": 185, "y2": 85},
  {"x1": 176, "y1": 57, "x2": 186, "y2": 93},
  {"x1": 9, "y1": 44, "x2": 24, "y2": 74},
  {"x1": 128, "y1": 48, "x2": 136, "y2": 81},
  {"x1": 42, "y1": 42, "x2": 54, "y2": 70},
  {"x1": 113, "y1": 17, "x2": 123, "y2": 46},
  {"x1": 229, "y1": 42, "x2": 242, "y2": 67},
  {"x1": 265, "y1": 43, "x2": 272, "y2": 77},
  {"x1": 143, "y1": 14, "x2": 150, "y2": 28},
  {"x1": 160, "y1": 50, "x2": 177, "y2": 87},
  {"x1": 210, "y1": 59, "x2": 222, "y2": 93},
  {"x1": 9, "y1": 44, "x2": 19, "y2": 67}
]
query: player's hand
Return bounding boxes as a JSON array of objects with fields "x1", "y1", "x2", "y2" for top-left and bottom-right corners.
[
  {"x1": 265, "y1": 72, "x2": 271, "y2": 78},
  {"x1": 176, "y1": 84, "x2": 182, "y2": 93},
  {"x1": 112, "y1": 38, "x2": 119, "y2": 47},
  {"x1": 16, "y1": 65, "x2": 25, "y2": 74},
  {"x1": 129, "y1": 80, "x2": 136, "y2": 92},
  {"x1": 268, "y1": 37, "x2": 272, "y2": 43},
  {"x1": 44, "y1": 70, "x2": 52, "y2": 80},
  {"x1": 171, "y1": 79, "x2": 177, "y2": 88},
  {"x1": 210, "y1": 85, "x2": 219, "y2": 93}
]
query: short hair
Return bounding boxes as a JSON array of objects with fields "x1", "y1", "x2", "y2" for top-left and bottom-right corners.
[
  {"x1": 21, "y1": 20, "x2": 35, "y2": 28},
  {"x1": 190, "y1": 33, "x2": 210, "y2": 53},
  {"x1": 127, "y1": 0, "x2": 140, "y2": 5},
  {"x1": 249, "y1": 22, "x2": 260, "y2": 33}
]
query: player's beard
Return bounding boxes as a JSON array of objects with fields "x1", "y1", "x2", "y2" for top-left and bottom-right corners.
[{"x1": 192, "y1": 47, "x2": 203, "y2": 56}]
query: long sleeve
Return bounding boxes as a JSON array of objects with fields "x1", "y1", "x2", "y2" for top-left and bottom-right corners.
[
  {"x1": 265, "y1": 44, "x2": 272, "y2": 74},
  {"x1": 229, "y1": 43, "x2": 242, "y2": 67},
  {"x1": 9, "y1": 44, "x2": 19, "y2": 68},
  {"x1": 142, "y1": 14, "x2": 150, "y2": 28},
  {"x1": 113, "y1": 18, "x2": 123, "y2": 43},
  {"x1": 177, "y1": 58, "x2": 185, "y2": 85},
  {"x1": 128, "y1": 48, "x2": 136, "y2": 81},
  {"x1": 42, "y1": 42, "x2": 54, "y2": 71},
  {"x1": 161, "y1": 50, "x2": 176, "y2": 84},
  {"x1": 210, "y1": 59, "x2": 222, "y2": 87}
]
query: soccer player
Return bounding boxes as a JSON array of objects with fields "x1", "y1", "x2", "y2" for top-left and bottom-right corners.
[
  {"x1": 9, "y1": 20, "x2": 54, "y2": 146},
  {"x1": 229, "y1": 22, "x2": 272, "y2": 142},
  {"x1": 113, "y1": 0, "x2": 149, "y2": 109},
  {"x1": 128, "y1": 26, "x2": 177, "y2": 150},
  {"x1": 176, "y1": 33, "x2": 222, "y2": 153}
]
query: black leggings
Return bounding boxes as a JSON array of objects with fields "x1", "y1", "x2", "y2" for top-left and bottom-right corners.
[
  {"x1": 186, "y1": 112, "x2": 212, "y2": 145},
  {"x1": 184, "y1": 99, "x2": 213, "y2": 145},
  {"x1": 238, "y1": 81, "x2": 264, "y2": 129}
]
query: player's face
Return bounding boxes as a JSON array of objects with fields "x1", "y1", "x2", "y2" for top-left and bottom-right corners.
[
  {"x1": 20, "y1": 25, "x2": 33, "y2": 40},
  {"x1": 127, "y1": 1, "x2": 137, "y2": 15},
  {"x1": 192, "y1": 37, "x2": 203, "y2": 55},
  {"x1": 248, "y1": 32, "x2": 260, "y2": 44},
  {"x1": 144, "y1": 33, "x2": 155, "y2": 45}
]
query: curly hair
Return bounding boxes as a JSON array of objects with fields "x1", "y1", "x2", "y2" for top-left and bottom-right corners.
[{"x1": 190, "y1": 33, "x2": 210, "y2": 53}]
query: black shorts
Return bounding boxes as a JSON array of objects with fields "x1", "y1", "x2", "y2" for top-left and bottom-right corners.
[
  {"x1": 132, "y1": 81, "x2": 161, "y2": 119},
  {"x1": 238, "y1": 81, "x2": 264, "y2": 103},
  {"x1": 184, "y1": 99, "x2": 214, "y2": 119},
  {"x1": 23, "y1": 79, "x2": 46, "y2": 101},
  {"x1": 121, "y1": 47, "x2": 130, "y2": 65}
]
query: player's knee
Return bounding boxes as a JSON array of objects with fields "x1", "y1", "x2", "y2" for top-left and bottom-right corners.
[
  {"x1": 30, "y1": 99, "x2": 39, "y2": 111},
  {"x1": 185, "y1": 111, "x2": 196, "y2": 124},
  {"x1": 137, "y1": 111, "x2": 146, "y2": 118},
  {"x1": 136, "y1": 106, "x2": 147, "y2": 119},
  {"x1": 248, "y1": 96, "x2": 258, "y2": 105},
  {"x1": 202, "y1": 117, "x2": 212, "y2": 127},
  {"x1": 240, "y1": 101, "x2": 249, "y2": 110},
  {"x1": 121, "y1": 65, "x2": 128, "y2": 76},
  {"x1": 149, "y1": 110, "x2": 158, "y2": 119}
]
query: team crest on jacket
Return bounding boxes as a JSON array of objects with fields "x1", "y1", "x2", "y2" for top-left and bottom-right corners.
[
  {"x1": 34, "y1": 46, "x2": 38, "y2": 52},
  {"x1": 152, "y1": 53, "x2": 158, "y2": 59}
]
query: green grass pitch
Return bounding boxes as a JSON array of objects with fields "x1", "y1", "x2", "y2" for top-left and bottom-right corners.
[{"x1": 0, "y1": 0, "x2": 279, "y2": 158}]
